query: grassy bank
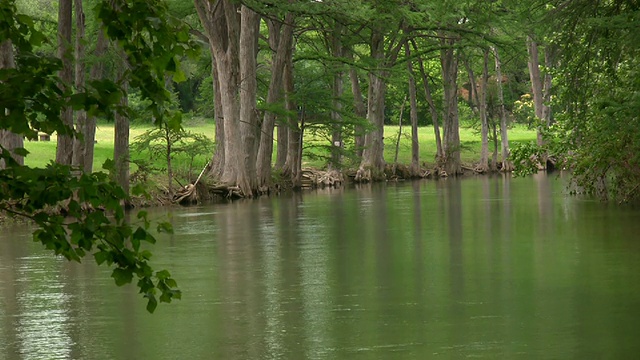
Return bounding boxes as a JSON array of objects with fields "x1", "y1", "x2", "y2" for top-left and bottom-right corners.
[{"x1": 23, "y1": 119, "x2": 537, "y2": 173}]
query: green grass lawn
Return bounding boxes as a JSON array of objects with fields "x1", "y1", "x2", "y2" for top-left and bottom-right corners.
[
  {"x1": 23, "y1": 119, "x2": 537, "y2": 171},
  {"x1": 383, "y1": 123, "x2": 536, "y2": 166}
]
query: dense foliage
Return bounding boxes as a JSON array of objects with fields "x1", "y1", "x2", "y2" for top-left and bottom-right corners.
[
  {"x1": 549, "y1": 0, "x2": 640, "y2": 202},
  {"x1": 0, "y1": 0, "x2": 193, "y2": 312}
]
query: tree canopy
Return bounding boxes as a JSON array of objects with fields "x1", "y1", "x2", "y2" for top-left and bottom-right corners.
[{"x1": 1, "y1": 0, "x2": 191, "y2": 312}]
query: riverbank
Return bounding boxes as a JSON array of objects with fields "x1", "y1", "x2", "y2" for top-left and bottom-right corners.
[
  {"x1": 18, "y1": 118, "x2": 538, "y2": 204},
  {"x1": 22, "y1": 119, "x2": 537, "y2": 169}
]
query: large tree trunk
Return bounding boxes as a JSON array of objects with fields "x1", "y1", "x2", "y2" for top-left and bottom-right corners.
[
  {"x1": 491, "y1": 121, "x2": 498, "y2": 171},
  {"x1": 195, "y1": 0, "x2": 260, "y2": 196},
  {"x1": 412, "y1": 41, "x2": 443, "y2": 164},
  {"x1": 542, "y1": 49, "x2": 553, "y2": 125},
  {"x1": 274, "y1": 18, "x2": 294, "y2": 173},
  {"x1": 405, "y1": 41, "x2": 420, "y2": 176},
  {"x1": 329, "y1": 23, "x2": 344, "y2": 169},
  {"x1": 348, "y1": 53, "x2": 367, "y2": 158},
  {"x1": 0, "y1": 129, "x2": 22, "y2": 168},
  {"x1": 462, "y1": 56, "x2": 478, "y2": 114},
  {"x1": 114, "y1": 80, "x2": 130, "y2": 195},
  {"x1": 282, "y1": 57, "x2": 301, "y2": 186},
  {"x1": 209, "y1": 52, "x2": 225, "y2": 178},
  {"x1": 78, "y1": 30, "x2": 108, "y2": 173},
  {"x1": 440, "y1": 35, "x2": 461, "y2": 176},
  {"x1": 275, "y1": 115, "x2": 288, "y2": 171},
  {"x1": 0, "y1": 40, "x2": 23, "y2": 168},
  {"x1": 478, "y1": 49, "x2": 490, "y2": 172},
  {"x1": 527, "y1": 35, "x2": 545, "y2": 146},
  {"x1": 113, "y1": 46, "x2": 130, "y2": 195},
  {"x1": 527, "y1": 36, "x2": 552, "y2": 141},
  {"x1": 238, "y1": 6, "x2": 260, "y2": 193},
  {"x1": 56, "y1": 0, "x2": 74, "y2": 165},
  {"x1": 256, "y1": 12, "x2": 294, "y2": 188},
  {"x1": 527, "y1": 37, "x2": 554, "y2": 169},
  {"x1": 493, "y1": 46, "x2": 512, "y2": 172},
  {"x1": 355, "y1": 30, "x2": 387, "y2": 182},
  {"x1": 72, "y1": 0, "x2": 86, "y2": 170},
  {"x1": 462, "y1": 53, "x2": 481, "y2": 167}
]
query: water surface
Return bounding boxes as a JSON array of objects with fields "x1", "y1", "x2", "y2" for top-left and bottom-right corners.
[{"x1": 2, "y1": 174, "x2": 640, "y2": 359}]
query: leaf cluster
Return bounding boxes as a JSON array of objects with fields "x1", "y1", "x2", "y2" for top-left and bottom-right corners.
[
  {"x1": 0, "y1": 154, "x2": 179, "y2": 313},
  {"x1": 0, "y1": 0, "x2": 200, "y2": 312},
  {"x1": 549, "y1": 0, "x2": 640, "y2": 202}
]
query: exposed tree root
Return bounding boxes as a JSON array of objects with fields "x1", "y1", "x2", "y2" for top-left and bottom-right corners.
[
  {"x1": 174, "y1": 184, "x2": 198, "y2": 204},
  {"x1": 301, "y1": 169, "x2": 344, "y2": 188},
  {"x1": 354, "y1": 166, "x2": 371, "y2": 183},
  {"x1": 462, "y1": 164, "x2": 489, "y2": 174},
  {"x1": 209, "y1": 184, "x2": 244, "y2": 199}
]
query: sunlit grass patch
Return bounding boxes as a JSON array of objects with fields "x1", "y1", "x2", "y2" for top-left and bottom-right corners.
[{"x1": 23, "y1": 120, "x2": 536, "y2": 171}]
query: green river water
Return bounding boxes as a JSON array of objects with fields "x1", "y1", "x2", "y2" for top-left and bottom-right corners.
[{"x1": 1, "y1": 174, "x2": 640, "y2": 359}]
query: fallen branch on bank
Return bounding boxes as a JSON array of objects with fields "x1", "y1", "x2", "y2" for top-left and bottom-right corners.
[{"x1": 173, "y1": 162, "x2": 210, "y2": 204}]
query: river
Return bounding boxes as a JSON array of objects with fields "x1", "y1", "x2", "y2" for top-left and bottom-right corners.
[{"x1": 1, "y1": 174, "x2": 640, "y2": 359}]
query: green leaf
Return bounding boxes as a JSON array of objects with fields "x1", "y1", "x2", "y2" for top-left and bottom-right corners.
[
  {"x1": 165, "y1": 278, "x2": 177, "y2": 288},
  {"x1": 131, "y1": 183, "x2": 148, "y2": 197},
  {"x1": 173, "y1": 67, "x2": 187, "y2": 83},
  {"x1": 112, "y1": 268, "x2": 134, "y2": 286},
  {"x1": 156, "y1": 221, "x2": 173, "y2": 234},
  {"x1": 132, "y1": 228, "x2": 149, "y2": 251},
  {"x1": 167, "y1": 112, "x2": 182, "y2": 132},
  {"x1": 29, "y1": 31, "x2": 46, "y2": 47},
  {"x1": 146, "y1": 294, "x2": 158, "y2": 313},
  {"x1": 156, "y1": 270, "x2": 170, "y2": 280},
  {"x1": 102, "y1": 158, "x2": 115, "y2": 172},
  {"x1": 94, "y1": 250, "x2": 111, "y2": 265},
  {"x1": 12, "y1": 147, "x2": 29, "y2": 157}
]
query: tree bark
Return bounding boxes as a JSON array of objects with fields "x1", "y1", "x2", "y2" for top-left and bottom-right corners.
[
  {"x1": 527, "y1": 35, "x2": 544, "y2": 146},
  {"x1": 56, "y1": 0, "x2": 74, "y2": 165},
  {"x1": 195, "y1": 0, "x2": 260, "y2": 196},
  {"x1": 275, "y1": 115, "x2": 288, "y2": 171},
  {"x1": 440, "y1": 34, "x2": 461, "y2": 175},
  {"x1": 113, "y1": 51, "x2": 130, "y2": 196},
  {"x1": 329, "y1": 22, "x2": 344, "y2": 169},
  {"x1": 478, "y1": 49, "x2": 490, "y2": 172},
  {"x1": 282, "y1": 57, "x2": 301, "y2": 186},
  {"x1": 405, "y1": 41, "x2": 420, "y2": 176},
  {"x1": 493, "y1": 46, "x2": 512, "y2": 171},
  {"x1": 355, "y1": 30, "x2": 387, "y2": 182},
  {"x1": 393, "y1": 96, "x2": 407, "y2": 175},
  {"x1": 274, "y1": 18, "x2": 293, "y2": 173},
  {"x1": 256, "y1": 12, "x2": 294, "y2": 187},
  {"x1": 348, "y1": 53, "x2": 367, "y2": 158},
  {"x1": 0, "y1": 40, "x2": 24, "y2": 168},
  {"x1": 114, "y1": 79, "x2": 130, "y2": 195},
  {"x1": 462, "y1": 56, "x2": 478, "y2": 114},
  {"x1": 413, "y1": 41, "x2": 443, "y2": 164},
  {"x1": 78, "y1": 30, "x2": 108, "y2": 173},
  {"x1": 542, "y1": 49, "x2": 553, "y2": 125},
  {"x1": 238, "y1": 6, "x2": 261, "y2": 193},
  {"x1": 491, "y1": 121, "x2": 498, "y2": 170},
  {"x1": 72, "y1": 0, "x2": 86, "y2": 170},
  {"x1": 209, "y1": 50, "x2": 225, "y2": 178}
]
